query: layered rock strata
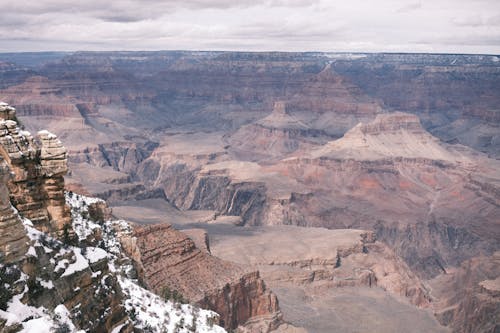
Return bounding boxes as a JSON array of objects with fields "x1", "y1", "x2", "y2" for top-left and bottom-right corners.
[
  {"x1": 120, "y1": 223, "x2": 282, "y2": 331},
  {"x1": 137, "y1": 112, "x2": 499, "y2": 283},
  {"x1": 210, "y1": 226, "x2": 430, "y2": 308},
  {"x1": 0, "y1": 102, "x2": 16, "y2": 121},
  {"x1": 0, "y1": 103, "x2": 74, "y2": 239},
  {"x1": 431, "y1": 252, "x2": 500, "y2": 333},
  {"x1": 229, "y1": 101, "x2": 330, "y2": 159},
  {"x1": 0, "y1": 108, "x2": 131, "y2": 331},
  {"x1": 0, "y1": 159, "x2": 28, "y2": 263}
]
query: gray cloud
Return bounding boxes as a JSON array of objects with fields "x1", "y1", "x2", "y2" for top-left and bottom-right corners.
[
  {"x1": 396, "y1": 2, "x2": 422, "y2": 13},
  {"x1": 0, "y1": 0, "x2": 499, "y2": 54}
]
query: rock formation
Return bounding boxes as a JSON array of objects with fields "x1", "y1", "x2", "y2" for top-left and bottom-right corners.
[
  {"x1": 268, "y1": 113, "x2": 499, "y2": 279},
  {"x1": 0, "y1": 102, "x2": 16, "y2": 121},
  {"x1": 124, "y1": 111, "x2": 500, "y2": 285},
  {"x1": 1, "y1": 51, "x2": 498, "y2": 332},
  {"x1": 0, "y1": 103, "x2": 74, "y2": 240},
  {"x1": 431, "y1": 251, "x2": 500, "y2": 333},
  {"x1": 209, "y1": 226, "x2": 430, "y2": 308},
  {"x1": 0, "y1": 158, "x2": 28, "y2": 263},
  {"x1": 229, "y1": 101, "x2": 330, "y2": 159},
  {"x1": 331, "y1": 53, "x2": 500, "y2": 157},
  {"x1": 120, "y1": 223, "x2": 283, "y2": 331},
  {"x1": 0, "y1": 107, "x2": 226, "y2": 332},
  {"x1": 0, "y1": 106, "x2": 131, "y2": 331}
]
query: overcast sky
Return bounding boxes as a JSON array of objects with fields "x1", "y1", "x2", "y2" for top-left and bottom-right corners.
[{"x1": 0, "y1": 0, "x2": 499, "y2": 54}]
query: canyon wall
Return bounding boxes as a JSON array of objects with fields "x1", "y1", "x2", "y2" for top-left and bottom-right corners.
[
  {"x1": 0, "y1": 104, "x2": 74, "y2": 240},
  {"x1": 0, "y1": 158, "x2": 29, "y2": 263},
  {"x1": 120, "y1": 223, "x2": 283, "y2": 332},
  {"x1": 1, "y1": 52, "x2": 498, "y2": 332},
  {"x1": 0, "y1": 103, "x2": 131, "y2": 332}
]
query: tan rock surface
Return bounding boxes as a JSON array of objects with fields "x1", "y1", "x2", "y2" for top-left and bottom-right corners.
[
  {"x1": 0, "y1": 103, "x2": 73, "y2": 239},
  {"x1": 0, "y1": 158, "x2": 28, "y2": 263},
  {"x1": 209, "y1": 225, "x2": 430, "y2": 307},
  {"x1": 429, "y1": 251, "x2": 500, "y2": 333},
  {"x1": 120, "y1": 223, "x2": 282, "y2": 331}
]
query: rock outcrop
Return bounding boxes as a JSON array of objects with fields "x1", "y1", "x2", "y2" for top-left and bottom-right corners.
[
  {"x1": 18, "y1": 232, "x2": 131, "y2": 332},
  {"x1": 1, "y1": 52, "x2": 498, "y2": 332},
  {"x1": 0, "y1": 158, "x2": 28, "y2": 263},
  {"x1": 0, "y1": 102, "x2": 128, "y2": 332},
  {"x1": 128, "y1": 112, "x2": 499, "y2": 282},
  {"x1": 209, "y1": 226, "x2": 430, "y2": 308},
  {"x1": 332, "y1": 53, "x2": 500, "y2": 157},
  {"x1": 229, "y1": 101, "x2": 330, "y2": 159},
  {"x1": 120, "y1": 223, "x2": 282, "y2": 331},
  {"x1": 200, "y1": 223, "x2": 444, "y2": 332},
  {"x1": 0, "y1": 102, "x2": 16, "y2": 121},
  {"x1": 0, "y1": 102, "x2": 228, "y2": 333},
  {"x1": 0, "y1": 103, "x2": 74, "y2": 240},
  {"x1": 430, "y1": 251, "x2": 500, "y2": 333}
]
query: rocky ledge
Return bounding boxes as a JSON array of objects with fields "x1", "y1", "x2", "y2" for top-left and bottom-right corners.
[
  {"x1": 0, "y1": 102, "x2": 227, "y2": 332},
  {"x1": 120, "y1": 223, "x2": 283, "y2": 332},
  {"x1": 0, "y1": 103, "x2": 74, "y2": 240}
]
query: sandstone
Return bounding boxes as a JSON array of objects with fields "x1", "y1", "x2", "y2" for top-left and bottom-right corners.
[
  {"x1": 0, "y1": 159, "x2": 28, "y2": 263},
  {"x1": 0, "y1": 103, "x2": 74, "y2": 240},
  {"x1": 0, "y1": 102, "x2": 16, "y2": 121},
  {"x1": 182, "y1": 228, "x2": 211, "y2": 253},
  {"x1": 229, "y1": 101, "x2": 330, "y2": 159},
  {"x1": 1, "y1": 52, "x2": 498, "y2": 332},
  {"x1": 332, "y1": 53, "x2": 500, "y2": 157},
  {"x1": 38, "y1": 130, "x2": 68, "y2": 176},
  {"x1": 309, "y1": 112, "x2": 470, "y2": 163},
  {"x1": 120, "y1": 223, "x2": 282, "y2": 331},
  {"x1": 430, "y1": 252, "x2": 500, "y2": 333},
  {"x1": 209, "y1": 225, "x2": 430, "y2": 307}
]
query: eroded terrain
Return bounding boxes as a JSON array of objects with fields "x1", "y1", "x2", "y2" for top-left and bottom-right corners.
[{"x1": 1, "y1": 51, "x2": 499, "y2": 332}]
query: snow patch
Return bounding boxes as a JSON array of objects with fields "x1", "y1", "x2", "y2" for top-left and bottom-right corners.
[
  {"x1": 20, "y1": 317, "x2": 53, "y2": 333},
  {"x1": 0, "y1": 286, "x2": 47, "y2": 326},
  {"x1": 38, "y1": 279, "x2": 54, "y2": 289},
  {"x1": 27, "y1": 246, "x2": 37, "y2": 257},
  {"x1": 119, "y1": 275, "x2": 224, "y2": 333},
  {"x1": 85, "y1": 247, "x2": 108, "y2": 263},
  {"x1": 37, "y1": 130, "x2": 57, "y2": 139},
  {"x1": 61, "y1": 248, "x2": 89, "y2": 277}
]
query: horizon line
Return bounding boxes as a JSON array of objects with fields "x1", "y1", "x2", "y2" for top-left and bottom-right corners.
[{"x1": 0, "y1": 50, "x2": 499, "y2": 57}]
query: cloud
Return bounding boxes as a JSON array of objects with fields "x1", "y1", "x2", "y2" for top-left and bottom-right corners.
[
  {"x1": 396, "y1": 2, "x2": 422, "y2": 13},
  {"x1": 0, "y1": 0, "x2": 499, "y2": 53}
]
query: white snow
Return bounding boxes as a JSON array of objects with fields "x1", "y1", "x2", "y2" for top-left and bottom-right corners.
[
  {"x1": 111, "y1": 322, "x2": 127, "y2": 333},
  {"x1": 38, "y1": 279, "x2": 54, "y2": 290},
  {"x1": 3, "y1": 191, "x2": 228, "y2": 332},
  {"x1": 0, "y1": 287, "x2": 47, "y2": 326},
  {"x1": 19, "y1": 130, "x2": 32, "y2": 138},
  {"x1": 119, "y1": 275, "x2": 225, "y2": 333},
  {"x1": 61, "y1": 248, "x2": 89, "y2": 277},
  {"x1": 66, "y1": 192, "x2": 104, "y2": 241},
  {"x1": 53, "y1": 304, "x2": 79, "y2": 332},
  {"x1": 20, "y1": 317, "x2": 53, "y2": 333},
  {"x1": 54, "y1": 259, "x2": 69, "y2": 274},
  {"x1": 37, "y1": 130, "x2": 57, "y2": 139},
  {"x1": 85, "y1": 247, "x2": 109, "y2": 263},
  {"x1": 2, "y1": 300, "x2": 87, "y2": 333},
  {"x1": 27, "y1": 246, "x2": 37, "y2": 257}
]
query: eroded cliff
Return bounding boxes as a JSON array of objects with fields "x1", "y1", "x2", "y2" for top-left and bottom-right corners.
[
  {"x1": 0, "y1": 104, "x2": 74, "y2": 240},
  {"x1": 0, "y1": 102, "x2": 227, "y2": 333},
  {"x1": 119, "y1": 223, "x2": 283, "y2": 332}
]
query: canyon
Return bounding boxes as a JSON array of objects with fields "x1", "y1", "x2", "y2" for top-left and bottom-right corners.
[
  {"x1": 0, "y1": 103, "x2": 238, "y2": 332},
  {"x1": 0, "y1": 51, "x2": 499, "y2": 332}
]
